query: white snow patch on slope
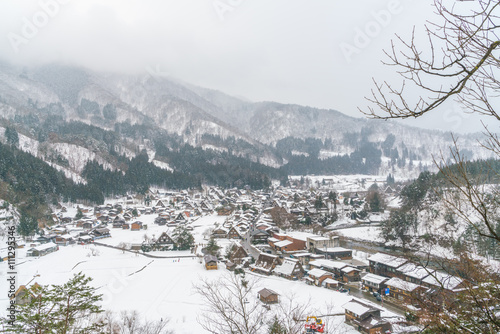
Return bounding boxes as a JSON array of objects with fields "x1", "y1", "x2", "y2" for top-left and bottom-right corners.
[{"x1": 152, "y1": 160, "x2": 173, "y2": 171}]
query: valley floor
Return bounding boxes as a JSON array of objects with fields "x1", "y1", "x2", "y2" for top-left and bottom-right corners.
[{"x1": 1, "y1": 214, "x2": 373, "y2": 334}]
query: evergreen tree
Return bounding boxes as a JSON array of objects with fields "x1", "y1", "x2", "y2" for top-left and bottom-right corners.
[
  {"x1": 172, "y1": 226, "x2": 195, "y2": 250},
  {"x1": 268, "y1": 316, "x2": 287, "y2": 334},
  {"x1": 366, "y1": 190, "x2": 383, "y2": 212},
  {"x1": 17, "y1": 212, "x2": 39, "y2": 238},
  {"x1": 1, "y1": 272, "x2": 104, "y2": 333},
  {"x1": 75, "y1": 207, "x2": 84, "y2": 220},
  {"x1": 380, "y1": 210, "x2": 418, "y2": 248},
  {"x1": 205, "y1": 237, "x2": 221, "y2": 256},
  {"x1": 400, "y1": 171, "x2": 433, "y2": 209},
  {"x1": 314, "y1": 195, "x2": 324, "y2": 209}
]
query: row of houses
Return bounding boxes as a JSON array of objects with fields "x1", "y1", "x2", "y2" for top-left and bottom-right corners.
[
  {"x1": 246, "y1": 250, "x2": 364, "y2": 287},
  {"x1": 33, "y1": 227, "x2": 111, "y2": 248},
  {"x1": 365, "y1": 252, "x2": 467, "y2": 308}
]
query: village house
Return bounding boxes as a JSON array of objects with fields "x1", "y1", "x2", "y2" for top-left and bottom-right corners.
[
  {"x1": 131, "y1": 221, "x2": 143, "y2": 231},
  {"x1": 323, "y1": 278, "x2": 341, "y2": 290},
  {"x1": 343, "y1": 299, "x2": 392, "y2": 334},
  {"x1": 225, "y1": 261, "x2": 237, "y2": 271},
  {"x1": 385, "y1": 277, "x2": 423, "y2": 305},
  {"x1": 92, "y1": 228, "x2": 111, "y2": 239},
  {"x1": 52, "y1": 227, "x2": 67, "y2": 235},
  {"x1": 212, "y1": 227, "x2": 229, "y2": 238},
  {"x1": 368, "y1": 252, "x2": 407, "y2": 277},
  {"x1": 273, "y1": 257, "x2": 305, "y2": 280},
  {"x1": 268, "y1": 233, "x2": 306, "y2": 253},
  {"x1": 77, "y1": 235, "x2": 93, "y2": 244},
  {"x1": 175, "y1": 212, "x2": 189, "y2": 223},
  {"x1": 54, "y1": 234, "x2": 74, "y2": 246},
  {"x1": 250, "y1": 229, "x2": 270, "y2": 243},
  {"x1": 291, "y1": 252, "x2": 313, "y2": 267},
  {"x1": 307, "y1": 235, "x2": 340, "y2": 252},
  {"x1": 309, "y1": 259, "x2": 347, "y2": 279},
  {"x1": 26, "y1": 242, "x2": 58, "y2": 257},
  {"x1": 228, "y1": 244, "x2": 249, "y2": 265},
  {"x1": 251, "y1": 253, "x2": 281, "y2": 275},
  {"x1": 153, "y1": 232, "x2": 176, "y2": 251},
  {"x1": 227, "y1": 226, "x2": 243, "y2": 239},
  {"x1": 362, "y1": 273, "x2": 390, "y2": 294},
  {"x1": 306, "y1": 268, "x2": 333, "y2": 286},
  {"x1": 112, "y1": 221, "x2": 124, "y2": 228},
  {"x1": 123, "y1": 212, "x2": 134, "y2": 221},
  {"x1": 339, "y1": 258, "x2": 370, "y2": 272},
  {"x1": 341, "y1": 266, "x2": 361, "y2": 282}
]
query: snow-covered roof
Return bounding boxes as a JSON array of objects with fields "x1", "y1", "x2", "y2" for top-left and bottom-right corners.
[
  {"x1": 341, "y1": 266, "x2": 359, "y2": 273},
  {"x1": 422, "y1": 271, "x2": 463, "y2": 290},
  {"x1": 286, "y1": 231, "x2": 315, "y2": 241},
  {"x1": 307, "y1": 268, "x2": 331, "y2": 278},
  {"x1": 258, "y1": 288, "x2": 278, "y2": 298},
  {"x1": 292, "y1": 252, "x2": 311, "y2": 258},
  {"x1": 29, "y1": 242, "x2": 57, "y2": 251},
  {"x1": 385, "y1": 277, "x2": 420, "y2": 292},
  {"x1": 307, "y1": 235, "x2": 330, "y2": 242},
  {"x1": 343, "y1": 300, "x2": 373, "y2": 316},
  {"x1": 362, "y1": 273, "x2": 389, "y2": 285},
  {"x1": 367, "y1": 252, "x2": 407, "y2": 268},
  {"x1": 310, "y1": 259, "x2": 346, "y2": 270},
  {"x1": 274, "y1": 240, "x2": 293, "y2": 248},
  {"x1": 397, "y1": 263, "x2": 434, "y2": 280},
  {"x1": 274, "y1": 258, "x2": 299, "y2": 276},
  {"x1": 323, "y1": 278, "x2": 339, "y2": 285}
]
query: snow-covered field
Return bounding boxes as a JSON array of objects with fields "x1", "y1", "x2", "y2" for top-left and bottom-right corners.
[
  {"x1": 0, "y1": 214, "x2": 372, "y2": 333},
  {"x1": 336, "y1": 225, "x2": 385, "y2": 243}
]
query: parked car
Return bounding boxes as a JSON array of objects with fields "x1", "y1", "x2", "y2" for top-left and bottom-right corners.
[{"x1": 372, "y1": 292, "x2": 382, "y2": 301}]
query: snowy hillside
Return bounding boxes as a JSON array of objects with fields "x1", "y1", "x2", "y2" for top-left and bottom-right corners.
[{"x1": 0, "y1": 61, "x2": 495, "y2": 183}]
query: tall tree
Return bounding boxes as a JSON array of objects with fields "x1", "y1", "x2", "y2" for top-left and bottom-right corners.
[
  {"x1": 172, "y1": 225, "x2": 194, "y2": 251},
  {"x1": 194, "y1": 273, "x2": 267, "y2": 334},
  {"x1": 205, "y1": 237, "x2": 221, "y2": 256},
  {"x1": 17, "y1": 212, "x2": 39, "y2": 238},
  {"x1": 363, "y1": 1, "x2": 500, "y2": 331}
]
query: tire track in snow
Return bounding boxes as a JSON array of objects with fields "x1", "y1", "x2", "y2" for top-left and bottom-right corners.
[{"x1": 127, "y1": 260, "x2": 154, "y2": 277}]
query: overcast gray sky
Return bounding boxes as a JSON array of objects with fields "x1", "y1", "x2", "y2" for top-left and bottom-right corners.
[{"x1": 0, "y1": 0, "x2": 496, "y2": 133}]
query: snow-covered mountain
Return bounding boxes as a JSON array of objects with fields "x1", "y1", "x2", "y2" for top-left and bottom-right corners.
[{"x1": 0, "y1": 62, "x2": 493, "y2": 179}]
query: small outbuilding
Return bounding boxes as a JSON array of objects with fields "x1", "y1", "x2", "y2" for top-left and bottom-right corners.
[
  {"x1": 258, "y1": 288, "x2": 279, "y2": 304},
  {"x1": 204, "y1": 254, "x2": 218, "y2": 270}
]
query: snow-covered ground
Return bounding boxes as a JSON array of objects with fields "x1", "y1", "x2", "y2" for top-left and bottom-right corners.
[
  {"x1": 337, "y1": 225, "x2": 385, "y2": 243},
  {"x1": 0, "y1": 214, "x2": 382, "y2": 333}
]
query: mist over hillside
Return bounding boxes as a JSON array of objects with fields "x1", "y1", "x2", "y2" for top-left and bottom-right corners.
[{"x1": 0, "y1": 62, "x2": 493, "y2": 194}]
